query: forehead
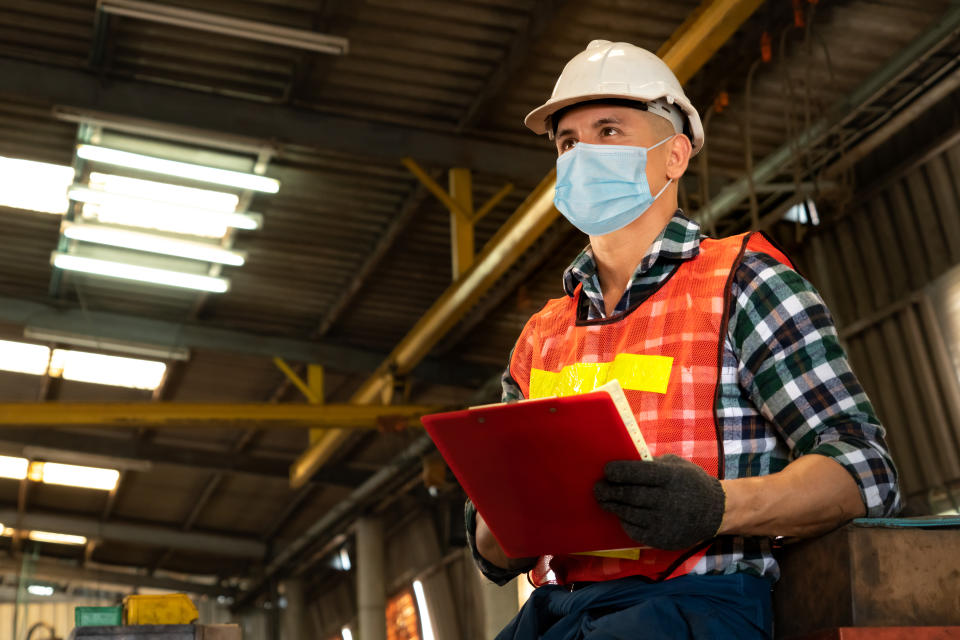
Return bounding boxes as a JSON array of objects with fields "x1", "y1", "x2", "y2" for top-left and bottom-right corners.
[{"x1": 555, "y1": 103, "x2": 648, "y2": 131}]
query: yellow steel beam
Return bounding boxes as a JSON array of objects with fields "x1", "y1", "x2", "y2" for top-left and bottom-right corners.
[
  {"x1": 0, "y1": 403, "x2": 439, "y2": 428},
  {"x1": 449, "y1": 167, "x2": 475, "y2": 278},
  {"x1": 474, "y1": 181, "x2": 515, "y2": 224},
  {"x1": 272, "y1": 357, "x2": 321, "y2": 404},
  {"x1": 401, "y1": 157, "x2": 467, "y2": 219},
  {"x1": 289, "y1": 0, "x2": 765, "y2": 488},
  {"x1": 656, "y1": 0, "x2": 766, "y2": 85},
  {"x1": 308, "y1": 364, "x2": 326, "y2": 444}
]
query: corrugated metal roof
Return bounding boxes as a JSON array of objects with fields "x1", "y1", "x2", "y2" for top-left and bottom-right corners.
[{"x1": 0, "y1": 0, "x2": 957, "y2": 594}]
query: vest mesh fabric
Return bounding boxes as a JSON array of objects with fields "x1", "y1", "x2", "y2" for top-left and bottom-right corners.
[{"x1": 509, "y1": 233, "x2": 791, "y2": 585}]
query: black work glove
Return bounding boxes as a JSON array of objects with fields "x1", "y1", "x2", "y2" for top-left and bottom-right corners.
[{"x1": 594, "y1": 454, "x2": 726, "y2": 550}]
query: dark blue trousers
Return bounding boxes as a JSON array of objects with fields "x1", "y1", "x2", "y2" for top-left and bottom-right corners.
[{"x1": 495, "y1": 574, "x2": 773, "y2": 640}]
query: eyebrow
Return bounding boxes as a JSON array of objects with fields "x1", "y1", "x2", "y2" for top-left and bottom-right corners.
[{"x1": 556, "y1": 116, "x2": 624, "y2": 140}]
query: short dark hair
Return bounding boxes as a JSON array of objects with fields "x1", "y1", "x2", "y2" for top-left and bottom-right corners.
[
  {"x1": 550, "y1": 98, "x2": 692, "y2": 143},
  {"x1": 550, "y1": 98, "x2": 649, "y2": 135}
]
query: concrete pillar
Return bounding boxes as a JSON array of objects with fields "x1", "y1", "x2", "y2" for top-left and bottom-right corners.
[
  {"x1": 281, "y1": 578, "x2": 307, "y2": 640},
  {"x1": 479, "y1": 575, "x2": 520, "y2": 637},
  {"x1": 356, "y1": 517, "x2": 386, "y2": 640}
]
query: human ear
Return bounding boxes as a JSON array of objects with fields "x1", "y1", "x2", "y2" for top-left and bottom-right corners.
[{"x1": 665, "y1": 134, "x2": 692, "y2": 180}]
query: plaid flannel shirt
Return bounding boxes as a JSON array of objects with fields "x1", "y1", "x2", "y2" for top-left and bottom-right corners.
[{"x1": 466, "y1": 210, "x2": 900, "y2": 584}]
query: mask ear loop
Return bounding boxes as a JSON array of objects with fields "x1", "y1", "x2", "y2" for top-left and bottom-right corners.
[{"x1": 648, "y1": 134, "x2": 677, "y2": 203}]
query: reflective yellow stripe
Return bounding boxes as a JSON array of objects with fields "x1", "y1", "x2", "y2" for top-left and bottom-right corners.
[
  {"x1": 572, "y1": 547, "x2": 642, "y2": 560},
  {"x1": 529, "y1": 353, "x2": 673, "y2": 399}
]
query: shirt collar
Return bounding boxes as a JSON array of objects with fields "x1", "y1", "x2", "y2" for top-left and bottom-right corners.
[{"x1": 561, "y1": 210, "x2": 703, "y2": 297}]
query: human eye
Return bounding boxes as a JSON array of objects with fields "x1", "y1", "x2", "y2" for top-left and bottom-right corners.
[
  {"x1": 558, "y1": 138, "x2": 577, "y2": 152},
  {"x1": 600, "y1": 126, "x2": 620, "y2": 137}
]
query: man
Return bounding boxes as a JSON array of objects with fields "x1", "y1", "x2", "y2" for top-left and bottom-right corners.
[{"x1": 465, "y1": 41, "x2": 899, "y2": 639}]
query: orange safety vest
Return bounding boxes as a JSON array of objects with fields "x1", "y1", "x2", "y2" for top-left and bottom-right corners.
[{"x1": 508, "y1": 231, "x2": 792, "y2": 586}]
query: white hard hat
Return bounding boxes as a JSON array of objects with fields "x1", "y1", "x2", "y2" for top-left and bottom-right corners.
[{"x1": 524, "y1": 40, "x2": 705, "y2": 155}]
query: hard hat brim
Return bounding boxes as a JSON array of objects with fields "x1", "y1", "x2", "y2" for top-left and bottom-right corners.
[{"x1": 524, "y1": 92, "x2": 704, "y2": 156}]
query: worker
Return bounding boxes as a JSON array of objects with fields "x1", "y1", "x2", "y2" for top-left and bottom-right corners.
[{"x1": 465, "y1": 40, "x2": 900, "y2": 639}]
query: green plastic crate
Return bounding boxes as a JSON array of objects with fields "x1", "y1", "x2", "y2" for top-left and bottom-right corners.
[{"x1": 75, "y1": 606, "x2": 123, "y2": 627}]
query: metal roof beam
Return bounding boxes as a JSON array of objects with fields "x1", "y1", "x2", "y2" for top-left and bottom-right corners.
[
  {"x1": 696, "y1": 2, "x2": 960, "y2": 227},
  {"x1": 0, "y1": 557, "x2": 236, "y2": 597},
  {"x1": 0, "y1": 402, "x2": 438, "y2": 428},
  {"x1": 0, "y1": 429, "x2": 368, "y2": 485},
  {"x1": 0, "y1": 295, "x2": 498, "y2": 389},
  {"x1": 0, "y1": 58, "x2": 554, "y2": 182},
  {"x1": 0, "y1": 509, "x2": 265, "y2": 558}
]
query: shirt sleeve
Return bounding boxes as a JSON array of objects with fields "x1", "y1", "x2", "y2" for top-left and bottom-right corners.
[
  {"x1": 463, "y1": 498, "x2": 529, "y2": 585},
  {"x1": 729, "y1": 251, "x2": 901, "y2": 517},
  {"x1": 462, "y1": 351, "x2": 530, "y2": 584}
]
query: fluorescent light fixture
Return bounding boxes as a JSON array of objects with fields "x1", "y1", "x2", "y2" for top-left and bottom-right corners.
[
  {"x1": 338, "y1": 548, "x2": 351, "y2": 572},
  {"x1": 62, "y1": 222, "x2": 246, "y2": 266},
  {"x1": 412, "y1": 580, "x2": 436, "y2": 640},
  {"x1": 28, "y1": 530, "x2": 88, "y2": 546},
  {"x1": 341, "y1": 627, "x2": 353, "y2": 640},
  {"x1": 48, "y1": 348, "x2": 166, "y2": 391},
  {"x1": 70, "y1": 186, "x2": 260, "y2": 238},
  {"x1": 52, "y1": 252, "x2": 231, "y2": 293},
  {"x1": 76, "y1": 145, "x2": 279, "y2": 193},
  {"x1": 53, "y1": 107, "x2": 271, "y2": 155},
  {"x1": 27, "y1": 585, "x2": 54, "y2": 597},
  {"x1": 0, "y1": 455, "x2": 28, "y2": 480},
  {"x1": 24, "y1": 327, "x2": 190, "y2": 362},
  {"x1": 0, "y1": 156, "x2": 74, "y2": 214},
  {"x1": 98, "y1": 0, "x2": 349, "y2": 55},
  {"x1": 0, "y1": 339, "x2": 51, "y2": 375},
  {"x1": 90, "y1": 172, "x2": 240, "y2": 210},
  {"x1": 29, "y1": 461, "x2": 121, "y2": 491}
]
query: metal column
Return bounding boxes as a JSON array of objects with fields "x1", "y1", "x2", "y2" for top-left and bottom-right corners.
[
  {"x1": 281, "y1": 578, "x2": 308, "y2": 640},
  {"x1": 356, "y1": 517, "x2": 386, "y2": 640}
]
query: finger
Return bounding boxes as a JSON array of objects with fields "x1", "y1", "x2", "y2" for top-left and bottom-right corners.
[
  {"x1": 603, "y1": 459, "x2": 671, "y2": 486},
  {"x1": 597, "y1": 501, "x2": 657, "y2": 529},
  {"x1": 618, "y1": 520, "x2": 650, "y2": 545}
]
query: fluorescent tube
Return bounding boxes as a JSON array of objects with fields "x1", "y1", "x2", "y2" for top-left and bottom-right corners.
[
  {"x1": 0, "y1": 340, "x2": 52, "y2": 375},
  {"x1": 98, "y1": 0, "x2": 349, "y2": 55},
  {"x1": 0, "y1": 156, "x2": 74, "y2": 214},
  {"x1": 52, "y1": 252, "x2": 231, "y2": 293},
  {"x1": 27, "y1": 530, "x2": 88, "y2": 546},
  {"x1": 69, "y1": 185, "x2": 260, "y2": 237},
  {"x1": 30, "y1": 461, "x2": 120, "y2": 491},
  {"x1": 76, "y1": 145, "x2": 280, "y2": 193},
  {"x1": 0, "y1": 456, "x2": 28, "y2": 480},
  {"x1": 62, "y1": 222, "x2": 246, "y2": 266},
  {"x1": 48, "y1": 349, "x2": 167, "y2": 391},
  {"x1": 27, "y1": 585, "x2": 54, "y2": 596},
  {"x1": 412, "y1": 580, "x2": 436, "y2": 640}
]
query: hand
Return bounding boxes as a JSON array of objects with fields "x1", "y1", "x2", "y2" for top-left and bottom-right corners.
[{"x1": 594, "y1": 454, "x2": 726, "y2": 550}]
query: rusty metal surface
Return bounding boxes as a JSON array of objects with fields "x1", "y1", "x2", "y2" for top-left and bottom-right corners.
[{"x1": 774, "y1": 524, "x2": 960, "y2": 638}]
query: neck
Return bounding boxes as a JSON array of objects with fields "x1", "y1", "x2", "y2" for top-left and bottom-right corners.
[{"x1": 589, "y1": 196, "x2": 677, "y2": 314}]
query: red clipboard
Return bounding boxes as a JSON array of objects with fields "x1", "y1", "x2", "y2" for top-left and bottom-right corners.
[{"x1": 421, "y1": 385, "x2": 647, "y2": 558}]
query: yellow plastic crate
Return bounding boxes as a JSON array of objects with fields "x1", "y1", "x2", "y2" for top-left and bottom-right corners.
[{"x1": 123, "y1": 593, "x2": 199, "y2": 625}]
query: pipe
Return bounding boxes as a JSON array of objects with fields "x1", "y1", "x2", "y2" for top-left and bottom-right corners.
[
  {"x1": 697, "y1": 2, "x2": 960, "y2": 228},
  {"x1": 0, "y1": 509, "x2": 264, "y2": 557}
]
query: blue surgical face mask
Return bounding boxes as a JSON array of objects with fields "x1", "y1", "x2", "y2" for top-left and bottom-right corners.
[{"x1": 554, "y1": 137, "x2": 674, "y2": 236}]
